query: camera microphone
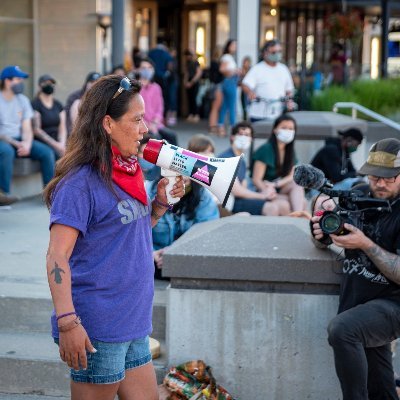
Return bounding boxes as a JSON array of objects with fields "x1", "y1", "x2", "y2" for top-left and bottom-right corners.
[{"x1": 293, "y1": 164, "x2": 333, "y2": 190}]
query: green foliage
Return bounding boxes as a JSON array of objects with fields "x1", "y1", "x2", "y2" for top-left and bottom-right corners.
[{"x1": 310, "y1": 79, "x2": 400, "y2": 121}]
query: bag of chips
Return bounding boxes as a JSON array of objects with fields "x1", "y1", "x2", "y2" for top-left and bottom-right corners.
[{"x1": 163, "y1": 360, "x2": 235, "y2": 400}]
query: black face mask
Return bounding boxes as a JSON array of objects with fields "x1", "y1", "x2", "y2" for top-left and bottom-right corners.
[
  {"x1": 41, "y1": 84, "x2": 54, "y2": 95},
  {"x1": 11, "y1": 82, "x2": 25, "y2": 95}
]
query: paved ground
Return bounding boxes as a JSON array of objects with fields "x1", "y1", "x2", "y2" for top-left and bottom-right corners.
[{"x1": 0, "y1": 395, "x2": 68, "y2": 400}]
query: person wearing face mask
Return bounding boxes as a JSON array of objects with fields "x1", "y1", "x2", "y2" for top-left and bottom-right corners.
[
  {"x1": 0, "y1": 65, "x2": 56, "y2": 205},
  {"x1": 218, "y1": 121, "x2": 290, "y2": 216},
  {"x1": 31, "y1": 75, "x2": 67, "y2": 158},
  {"x1": 311, "y1": 128, "x2": 364, "y2": 191},
  {"x1": 252, "y1": 114, "x2": 306, "y2": 214},
  {"x1": 138, "y1": 58, "x2": 178, "y2": 146},
  {"x1": 242, "y1": 39, "x2": 295, "y2": 122}
]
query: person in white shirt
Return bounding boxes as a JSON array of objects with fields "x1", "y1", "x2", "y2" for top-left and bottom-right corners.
[{"x1": 242, "y1": 39, "x2": 295, "y2": 122}]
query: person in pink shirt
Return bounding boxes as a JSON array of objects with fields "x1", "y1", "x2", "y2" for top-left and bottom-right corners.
[{"x1": 138, "y1": 58, "x2": 178, "y2": 145}]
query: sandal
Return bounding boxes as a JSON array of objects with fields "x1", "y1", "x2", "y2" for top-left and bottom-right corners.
[
  {"x1": 217, "y1": 126, "x2": 226, "y2": 137},
  {"x1": 208, "y1": 126, "x2": 219, "y2": 135}
]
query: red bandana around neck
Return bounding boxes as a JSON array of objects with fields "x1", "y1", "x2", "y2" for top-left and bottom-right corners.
[{"x1": 111, "y1": 146, "x2": 148, "y2": 205}]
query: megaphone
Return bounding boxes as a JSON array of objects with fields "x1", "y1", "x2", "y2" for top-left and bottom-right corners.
[{"x1": 143, "y1": 139, "x2": 242, "y2": 207}]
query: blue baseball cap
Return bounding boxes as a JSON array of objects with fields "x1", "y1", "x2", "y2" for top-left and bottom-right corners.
[{"x1": 0, "y1": 65, "x2": 29, "y2": 80}]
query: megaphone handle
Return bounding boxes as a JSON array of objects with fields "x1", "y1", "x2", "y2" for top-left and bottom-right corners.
[{"x1": 161, "y1": 168, "x2": 180, "y2": 204}]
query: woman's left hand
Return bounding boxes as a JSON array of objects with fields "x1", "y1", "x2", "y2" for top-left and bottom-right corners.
[{"x1": 156, "y1": 175, "x2": 185, "y2": 204}]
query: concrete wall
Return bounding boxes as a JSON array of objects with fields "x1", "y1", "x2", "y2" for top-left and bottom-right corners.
[
  {"x1": 168, "y1": 289, "x2": 340, "y2": 400},
  {"x1": 36, "y1": 0, "x2": 98, "y2": 103},
  {"x1": 163, "y1": 216, "x2": 343, "y2": 400}
]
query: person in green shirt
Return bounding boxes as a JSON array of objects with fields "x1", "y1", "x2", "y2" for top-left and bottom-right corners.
[{"x1": 251, "y1": 114, "x2": 306, "y2": 213}]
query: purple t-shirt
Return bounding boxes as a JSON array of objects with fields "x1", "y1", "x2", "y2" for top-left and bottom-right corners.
[{"x1": 50, "y1": 165, "x2": 154, "y2": 342}]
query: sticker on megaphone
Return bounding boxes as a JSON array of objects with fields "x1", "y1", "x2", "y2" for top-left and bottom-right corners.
[{"x1": 143, "y1": 139, "x2": 242, "y2": 207}]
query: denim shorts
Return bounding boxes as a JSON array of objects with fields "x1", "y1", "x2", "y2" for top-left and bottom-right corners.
[{"x1": 54, "y1": 335, "x2": 152, "y2": 384}]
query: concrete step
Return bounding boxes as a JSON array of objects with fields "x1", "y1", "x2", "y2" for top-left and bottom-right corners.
[
  {"x1": 0, "y1": 283, "x2": 167, "y2": 340},
  {"x1": 0, "y1": 394, "x2": 68, "y2": 400},
  {"x1": 0, "y1": 332, "x2": 167, "y2": 397}
]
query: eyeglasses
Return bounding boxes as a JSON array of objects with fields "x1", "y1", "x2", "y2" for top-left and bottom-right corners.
[
  {"x1": 111, "y1": 77, "x2": 131, "y2": 100},
  {"x1": 368, "y1": 175, "x2": 398, "y2": 184}
]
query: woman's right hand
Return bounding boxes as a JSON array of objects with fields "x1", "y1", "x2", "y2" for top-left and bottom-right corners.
[{"x1": 59, "y1": 320, "x2": 96, "y2": 371}]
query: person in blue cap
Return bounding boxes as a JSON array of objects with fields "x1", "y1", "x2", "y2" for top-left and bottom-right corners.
[{"x1": 0, "y1": 65, "x2": 56, "y2": 204}]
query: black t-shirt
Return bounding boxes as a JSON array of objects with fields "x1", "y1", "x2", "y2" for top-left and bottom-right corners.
[
  {"x1": 32, "y1": 97, "x2": 64, "y2": 140},
  {"x1": 186, "y1": 60, "x2": 200, "y2": 82},
  {"x1": 338, "y1": 196, "x2": 400, "y2": 313}
]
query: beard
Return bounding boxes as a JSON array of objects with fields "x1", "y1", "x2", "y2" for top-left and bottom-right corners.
[{"x1": 371, "y1": 187, "x2": 400, "y2": 200}]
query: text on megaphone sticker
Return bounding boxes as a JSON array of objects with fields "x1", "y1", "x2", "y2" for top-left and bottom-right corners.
[{"x1": 169, "y1": 152, "x2": 196, "y2": 175}]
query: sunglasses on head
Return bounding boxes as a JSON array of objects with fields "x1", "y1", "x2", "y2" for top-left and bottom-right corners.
[{"x1": 111, "y1": 77, "x2": 132, "y2": 100}]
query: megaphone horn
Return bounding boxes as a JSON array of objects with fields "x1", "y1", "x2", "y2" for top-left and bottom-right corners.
[{"x1": 143, "y1": 139, "x2": 242, "y2": 208}]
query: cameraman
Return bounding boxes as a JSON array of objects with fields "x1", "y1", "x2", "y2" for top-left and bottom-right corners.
[{"x1": 311, "y1": 138, "x2": 400, "y2": 400}]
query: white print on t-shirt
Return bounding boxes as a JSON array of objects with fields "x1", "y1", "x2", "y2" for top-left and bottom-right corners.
[
  {"x1": 343, "y1": 257, "x2": 389, "y2": 285},
  {"x1": 118, "y1": 199, "x2": 150, "y2": 224}
]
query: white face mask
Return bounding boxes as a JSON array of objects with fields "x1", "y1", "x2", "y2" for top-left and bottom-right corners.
[
  {"x1": 276, "y1": 129, "x2": 295, "y2": 144},
  {"x1": 233, "y1": 135, "x2": 251, "y2": 151}
]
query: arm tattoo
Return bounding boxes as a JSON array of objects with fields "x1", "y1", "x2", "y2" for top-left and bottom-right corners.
[
  {"x1": 364, "y1": 244, "x2": 400, "y2": 285},
  {"x1": 50, "y1": 262, "x2": 65, "y2": 284}
]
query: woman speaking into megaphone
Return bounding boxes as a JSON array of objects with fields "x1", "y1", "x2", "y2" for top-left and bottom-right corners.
[
  {"x1": 43, "y1": 76, "x2": 185, "y2": 399},
  {"x1": 146, "y1": 134, "x2": 220, "y2": 280}
]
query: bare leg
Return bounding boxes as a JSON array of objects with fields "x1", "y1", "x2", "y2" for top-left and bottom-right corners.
[
  {"x1": 71, "y1": 381, "x2": 119, "y2": 400},
  {"x1": 117, "y1": 362, "x2": 158, "y2": 400},
  {"x1": 262, "y1": 201, "x2": 279, "y2": 216},
  {"x1": 208, "y1": 89, "x2": 223, "y2": 132},
  {"x1": 280, "y1": 182, "x2": 306, "y2": 212},
  {"x1": 276, "y1": 198, "x2": 291, "y2": 216}
]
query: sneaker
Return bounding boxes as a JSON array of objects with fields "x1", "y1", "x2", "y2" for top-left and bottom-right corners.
[
  {"x1": 0, "y1": 191, "x2": 19, "y2": 206},
  {"x1": 191, "y1": 115, "x2": 200, "y2": 123}
]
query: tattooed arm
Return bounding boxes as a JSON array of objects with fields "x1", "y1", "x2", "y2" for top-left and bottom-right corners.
[
  {"x1": 46, "y1": 223, "x2": 96, "y2": 370},
  {"x1": 46, "y1": 224, "x2": 78, "y2": 316},
  {"x1": 330, "y1": 222, "x2": 400, "y2": 285},
  {"x1": 362, "y1": 243, "x2": 400, "y2": 285}
]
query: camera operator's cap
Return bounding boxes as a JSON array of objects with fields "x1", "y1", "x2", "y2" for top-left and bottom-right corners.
[
  {"x1": 0, "y1": 65, "x2": 29, "y2": 80},
  {"x1": 359, "y1": 138, "x2": 400, "y2": 178},
  {"x1": 338, "y1": 128, "x2": 364, "y2": 143},
  {"x1": 38, "y1": 74, "x2": 56, "y2": 85}
]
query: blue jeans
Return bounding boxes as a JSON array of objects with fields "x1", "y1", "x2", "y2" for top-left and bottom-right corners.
[
  {"x1": 0, "y1": 139, "x2": 56, "y2": 193},
  {"x1": 218, "y1": 75, "x2": 238, "y2": 126},
  {"x1": 54, "y1": 335, "x2": 152, "y2": 384}
]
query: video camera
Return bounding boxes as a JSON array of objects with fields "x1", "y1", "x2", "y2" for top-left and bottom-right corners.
[{"x1": 294, "y1": 164, "x2": 392, "y2": 235}]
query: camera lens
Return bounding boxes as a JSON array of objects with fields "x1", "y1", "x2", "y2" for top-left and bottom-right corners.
[{"x1": 320, "y1": 212, "x2": 344, "y2": 235}]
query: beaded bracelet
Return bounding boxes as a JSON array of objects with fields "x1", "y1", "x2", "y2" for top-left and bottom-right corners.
[
  {"x1": 56, "y1": 311, "x2": 77, "y2": 322},
  {"x1": 153, "y1": 196, "x2": 174, "y2": 211}
]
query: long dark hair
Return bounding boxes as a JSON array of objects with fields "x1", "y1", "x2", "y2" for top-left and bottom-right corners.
[
  {"x1": 150, "y1": 178, "x2": 203, "y2": 221},
  {"x1": 223, "y1": 39, "x2": 236, "y2": 55},
  {"x1": 268, "y1": 114, "x2": 297, "y2": 177},
  {"x1": 43, "y1": 75, "x2": 142, "y2": 208}
]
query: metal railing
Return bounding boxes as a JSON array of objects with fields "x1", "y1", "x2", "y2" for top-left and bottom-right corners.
[{"x1": 333, "y1": 102, "x2": 400, "y2": 131}]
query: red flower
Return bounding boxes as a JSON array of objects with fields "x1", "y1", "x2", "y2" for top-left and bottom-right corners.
[{"x1": 325, "y1": 11, "x2": 363, "y2": 41}]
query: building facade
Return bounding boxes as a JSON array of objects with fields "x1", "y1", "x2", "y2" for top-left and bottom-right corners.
[{"x1": 1, "y1": 0, "x2": 399, "y2": 103}]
